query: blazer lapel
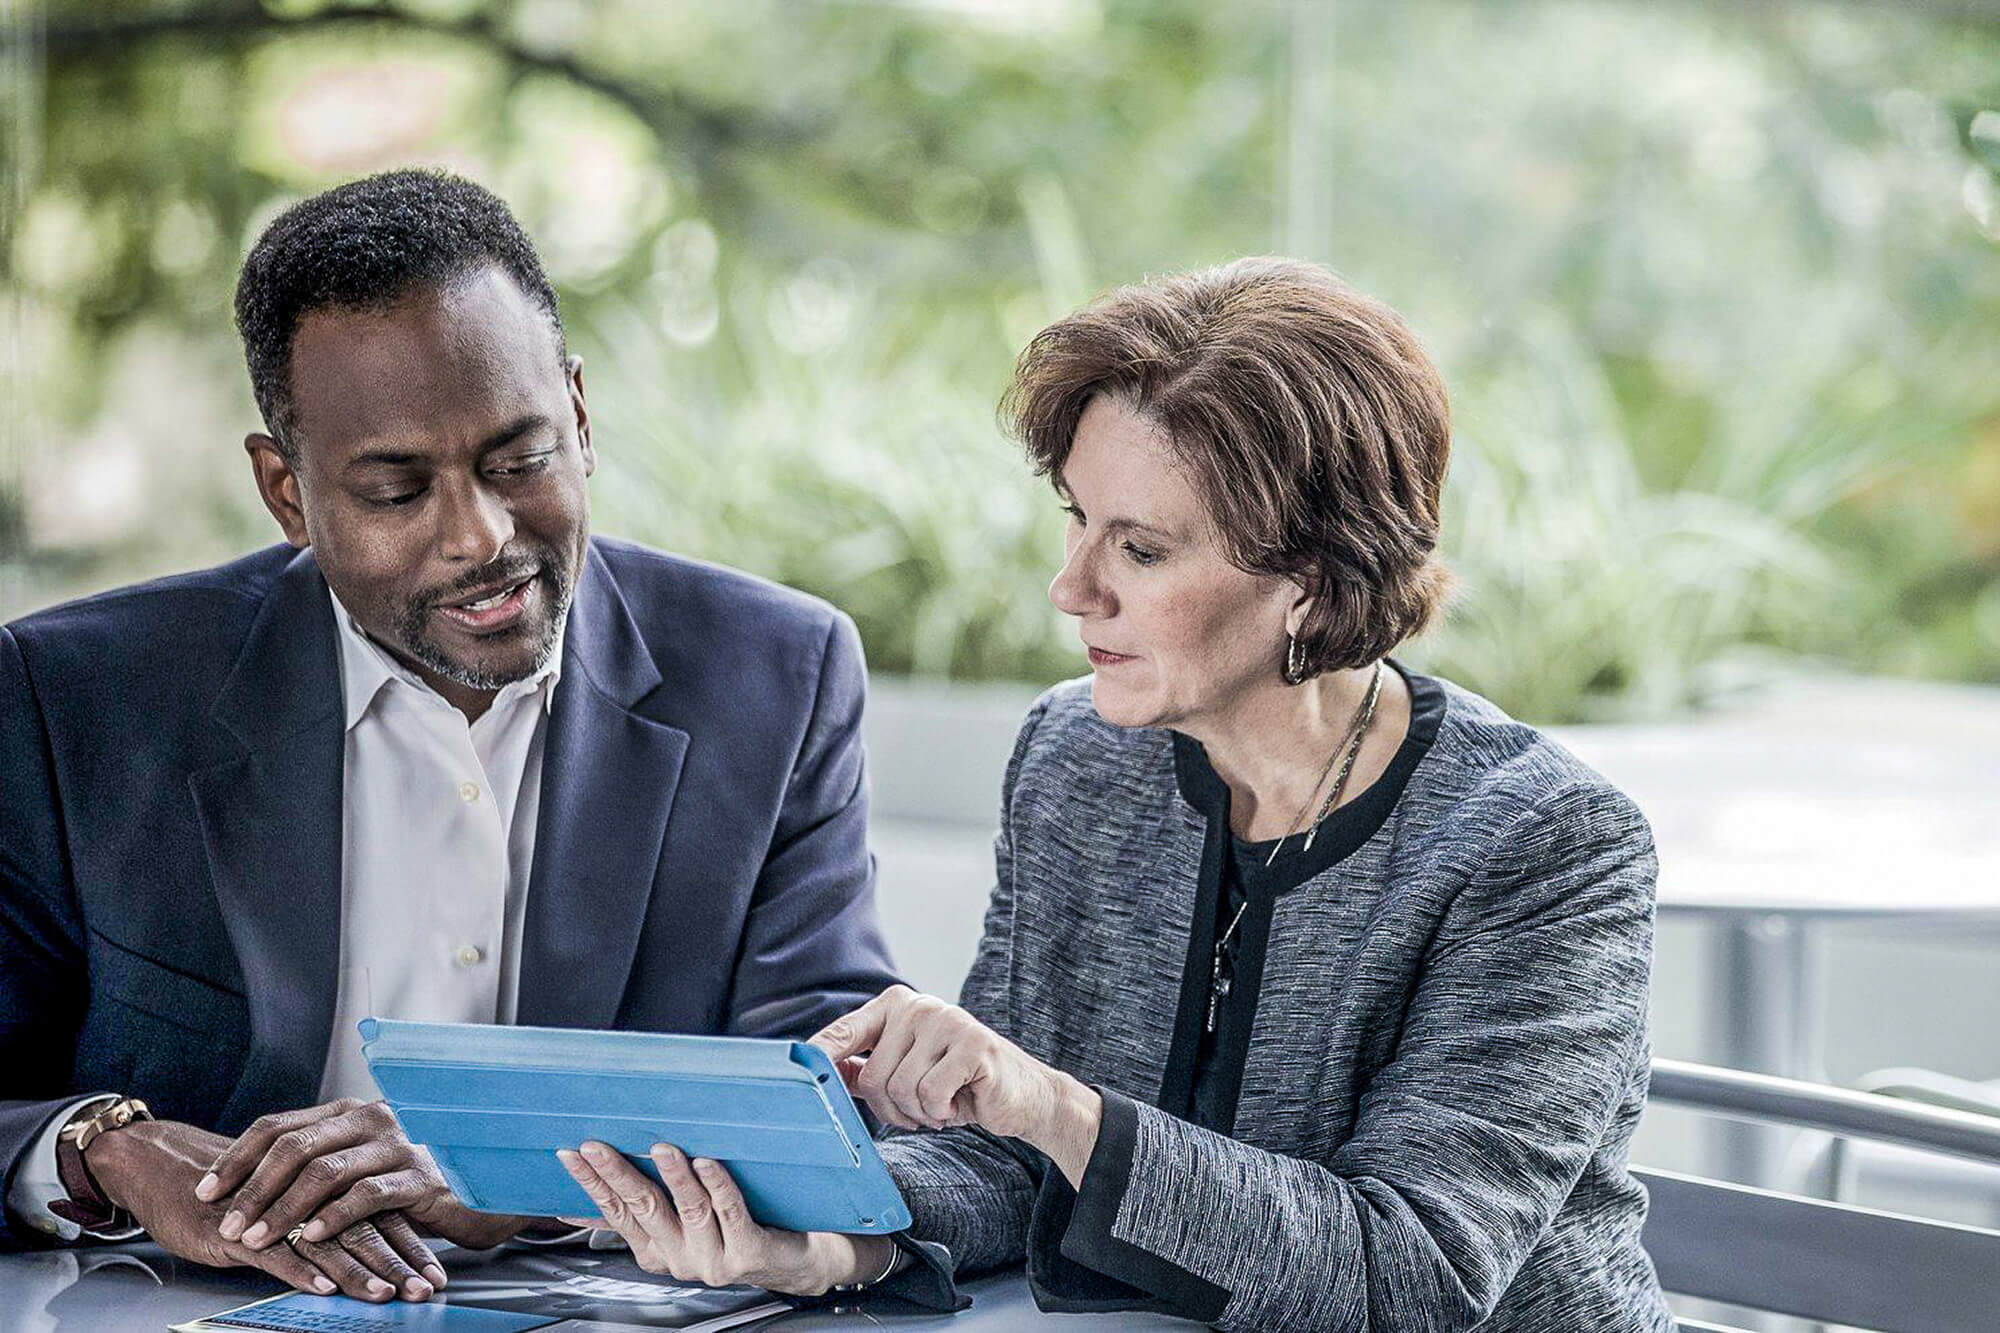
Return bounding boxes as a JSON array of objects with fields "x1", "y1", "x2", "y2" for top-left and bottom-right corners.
[
  {"x1": 190, "y1": 548, "x2": 346, "y2": 1132},
  {"x1": 515, "y1": 544, "x2": 689, "y2": 1029}
]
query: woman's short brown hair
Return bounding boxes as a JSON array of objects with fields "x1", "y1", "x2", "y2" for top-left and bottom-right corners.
[{"x1": 1001, "y1": 256, "x2": 1453, "y2": 678}]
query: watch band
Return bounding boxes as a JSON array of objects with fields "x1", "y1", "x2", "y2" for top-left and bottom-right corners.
[{"x1": 50, "y1": 1097, "x2": 151, "y2": 1232}]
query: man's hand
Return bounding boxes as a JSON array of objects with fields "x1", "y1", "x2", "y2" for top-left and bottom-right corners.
[
  {"x1": 196, "y1": 1098, "x2": 528, "y2": 1252},
  {"x1": 86, "y1": 1118, "x2": 439, "y2": 1302}
]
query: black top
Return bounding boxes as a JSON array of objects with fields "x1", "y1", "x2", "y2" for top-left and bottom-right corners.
[{"x1": 1179, "y1": 665, "x2": 1448, "y2": 1134}]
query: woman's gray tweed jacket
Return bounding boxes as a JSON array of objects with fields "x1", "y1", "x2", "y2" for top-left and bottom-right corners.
[{"x1": 876, "y1": 672, "x2": 1676, "y2": 1331}]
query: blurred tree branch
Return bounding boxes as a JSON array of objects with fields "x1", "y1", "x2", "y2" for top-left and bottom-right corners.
[{"x1": 27, "y1": 0, "x2": 812, "y2": 174}]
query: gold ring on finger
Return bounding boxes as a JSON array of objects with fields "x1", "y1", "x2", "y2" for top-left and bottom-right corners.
[{"x1": 284, "y1": 1224, "x2": 310, "y2": 1251}]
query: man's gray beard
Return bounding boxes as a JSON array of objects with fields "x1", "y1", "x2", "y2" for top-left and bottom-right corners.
[{"x1": 401, "y1": 567, "x2": 575, "y2": 692}]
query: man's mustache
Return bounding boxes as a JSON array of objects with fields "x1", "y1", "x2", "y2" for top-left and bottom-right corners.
[{"x1": 418, "y1": 554, "x2": 553, "y2": 609}]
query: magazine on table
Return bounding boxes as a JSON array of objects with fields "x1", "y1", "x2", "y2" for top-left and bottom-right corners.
[{"x1": 169, "y1": 1249, "x2": 788, "y2": 1332}]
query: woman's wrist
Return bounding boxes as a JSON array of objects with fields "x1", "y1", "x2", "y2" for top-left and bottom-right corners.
[
  {"x1": 1027, "y1": 1070, "x2": 1103, "y2": 1189},
  {"x1": 804, "y1": 1232, "x2": 897, "y2": 1295}
]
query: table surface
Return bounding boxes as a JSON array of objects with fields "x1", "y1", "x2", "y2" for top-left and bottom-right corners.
[
  {"x1": 1553, "y1": 711, "x2": 2000, "y2": 922},
  {"x1": 0, "y1": 1242, "x2": 1200, "y2": 1333},
  {"x1": 1653, "y1": 854, "x2": 2000, "y2": 919}
]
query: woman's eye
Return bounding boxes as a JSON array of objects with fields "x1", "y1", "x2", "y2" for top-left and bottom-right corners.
[
  {"x1": 373, "y1": 488, "x2": 425, "y2": 508},
  {"x1": 1061, "y1": 503, "x2": 1085, "y2": 525},
  {"x1": 1122, "y1": 542, "x2": 1159, "y2": 566}
]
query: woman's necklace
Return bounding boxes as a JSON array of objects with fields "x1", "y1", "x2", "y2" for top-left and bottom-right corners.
[
  {"x1": 1262, "y1": 661, "x2": 1384, "y2": 868},
  {"x1": 1206, "y1": 662, "x2": 1384, "y2": 1036}
]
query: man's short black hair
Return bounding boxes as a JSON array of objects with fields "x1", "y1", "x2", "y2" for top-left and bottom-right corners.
[{"x1": 234, "y1": 168, "x2": 566, "y2": 457}]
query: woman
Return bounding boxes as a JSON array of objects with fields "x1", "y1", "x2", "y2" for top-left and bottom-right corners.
[{"x1": 559, "y1": 258, "x2": 1676, "y2": 1330}]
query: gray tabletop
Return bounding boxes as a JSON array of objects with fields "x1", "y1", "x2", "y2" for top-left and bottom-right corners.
[{"x1": 0, "y1": 1242, "x2": 1200, "y2": 1332}]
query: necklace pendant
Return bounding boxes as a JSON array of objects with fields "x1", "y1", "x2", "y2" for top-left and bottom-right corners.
[
  {"x1": 1301, "y1": 827, "x2": 1318, "y2": 852},
  {"x1": 1206, "y1": 975, "x2": 1232, "y2": 1034}
]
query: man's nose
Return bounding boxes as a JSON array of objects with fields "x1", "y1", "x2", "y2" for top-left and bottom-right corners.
[{"x1": 435, "y1": 476, "x2": 514, "y2": 566}]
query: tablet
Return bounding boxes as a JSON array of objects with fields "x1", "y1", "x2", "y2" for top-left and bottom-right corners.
[{"x1": 358, "y1": 1018, "x2": 911, "y2": 1235}]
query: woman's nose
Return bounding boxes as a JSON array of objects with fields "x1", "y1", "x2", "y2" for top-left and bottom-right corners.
[{"x1": 1049, "y1": 543, "x2": 1105, "y2": 618}]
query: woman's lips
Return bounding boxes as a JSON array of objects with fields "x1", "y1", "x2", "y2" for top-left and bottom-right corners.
[
  {"x1": 1087, "y1": 646, "x2": 1136, "y2": 667},
  {"x1": 436, "y1": 576, "x2": 535, "y2": 633}
]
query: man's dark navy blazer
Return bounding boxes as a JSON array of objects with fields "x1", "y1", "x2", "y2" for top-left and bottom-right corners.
[{"x1": 0, "y1": 537, "x2": 902, "y2": 1248}]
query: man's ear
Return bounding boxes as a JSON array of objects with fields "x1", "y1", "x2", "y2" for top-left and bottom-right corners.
[
  {"x1": 245, "y1": 433, "x2": 310, "y2": 548},
  {"x1": 566, "y1": 355, "x2": 595, "y2": 477}
]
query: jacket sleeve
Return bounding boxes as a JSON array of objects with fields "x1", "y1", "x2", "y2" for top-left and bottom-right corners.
[
  {"x1": 723, "y1": 611, "x2": 903, "y2": 1042},
  {"x1": 0, "y1": 625, "x2": 95, "y2": 1252},
  {"x1": 873, "y1": 690, "x2": 1060, "y2": 1286},
  {"x1": 1044, "y1": 781, "x2": 1659, "y2": 1332}
]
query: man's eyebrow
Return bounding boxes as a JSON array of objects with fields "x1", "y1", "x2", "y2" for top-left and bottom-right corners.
[
  {"x1": 478, "y1": 414, "x2": 558, "y2": 453},
  {"x1": 342, "y1": 448, "x2": 423, "y2": 472},
  {"x1": 340, "y1": 415, "x2": 555, "y2": 472}
]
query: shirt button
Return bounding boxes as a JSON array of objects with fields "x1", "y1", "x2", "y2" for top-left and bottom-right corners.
[
  {"x1": 455, "y1": 945, "x2": 485, "y2": 967},
  {"x1": 459, "y1": 781, "x2": 480, "y2": 803}
]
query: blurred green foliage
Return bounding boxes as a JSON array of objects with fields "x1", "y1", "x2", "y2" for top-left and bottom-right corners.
[{"x1": 2, "y1": 0, "x2": 1998, "y2": 719}]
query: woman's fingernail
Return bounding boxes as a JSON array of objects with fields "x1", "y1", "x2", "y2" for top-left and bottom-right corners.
[
  {"x1": 424, "y1": 1264, "x2": 448, "y2": 1289},
  {"x1": 581, "y1": 1141, "x2": 611, "y2": 1161},
  {"x1": 219, "y1": 1210, "x2": 245, "y2": 1240},
  {"x1": 314, "y1": 1276, "x2": 336, "y2": 1295},
  {"x1": 301, "y1": 1220, "x2": 326, "y2": 1242},
  {"x1": 404, "y1": 1277, "x2": 433, "y2": 1300},
  {"x1": 366, "y1": 1277, "x2": 394, "y2": 1299},
  {"x1": 242, "y1": 1221, "x2": 270, "y2": 1248},
  {"x1": 195, "y1": 1173, "x2": 219, "y2": 1200}
]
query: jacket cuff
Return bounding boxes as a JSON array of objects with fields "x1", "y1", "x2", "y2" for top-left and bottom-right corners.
[
  {"x1": 783, "y1": 1233, "x2": 969, "y2": 1313},
  {"x1": 1028, "y1": 1087, "x2": 1228, "y2": 1322}
]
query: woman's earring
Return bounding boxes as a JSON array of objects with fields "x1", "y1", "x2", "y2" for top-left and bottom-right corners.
[{"x1": 1282, "y1": 632, "x2": 1308, "y2": 686}]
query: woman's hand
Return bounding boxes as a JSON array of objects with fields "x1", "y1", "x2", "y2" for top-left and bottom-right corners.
[
  {"x1": 809, "y1": 986, "x2": 1103, "y2": 1185},
  {"x1": 556, "y1": 1141, "x2": 885, "y2": 1296}
]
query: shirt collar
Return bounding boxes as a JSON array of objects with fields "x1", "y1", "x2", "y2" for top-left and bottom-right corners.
[{"x1": 327, "y1": 586, "x2": 566, "y2": 732}]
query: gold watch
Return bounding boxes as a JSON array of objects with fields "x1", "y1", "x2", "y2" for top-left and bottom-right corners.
[{"x1": 51, "y1": 1097, "x2": 151, "y2": 1232}]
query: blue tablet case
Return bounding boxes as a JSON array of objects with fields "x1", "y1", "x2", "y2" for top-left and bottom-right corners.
[{"x1": 358, "y1": 1019, "x2": 911, "y2": 1235}]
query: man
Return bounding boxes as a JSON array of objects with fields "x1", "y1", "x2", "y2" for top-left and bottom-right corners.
[{"x1": 0, "y1": 170, "x2": 901, "y2": 1299}]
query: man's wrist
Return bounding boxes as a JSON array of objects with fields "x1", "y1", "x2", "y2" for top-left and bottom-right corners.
[
  {"x1": 73, "y1": 1106, "x2": 155, "y2": 1214},
  {"x1": 78, "y1": 1120, "x2": 134, "y2": 1211}
]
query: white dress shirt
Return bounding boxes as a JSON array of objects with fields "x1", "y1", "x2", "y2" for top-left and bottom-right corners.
[
  {"x1": 318, "y1": 588, "x2": 563, "y2": 1103},
  {"x1": 8, "y1": 588, "x2": 565, "y2": 1238}
]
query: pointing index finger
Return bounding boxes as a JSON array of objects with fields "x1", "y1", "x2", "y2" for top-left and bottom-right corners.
[{"x1": 809, "y1": 988, "x2": 901, "y2": 1062}]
